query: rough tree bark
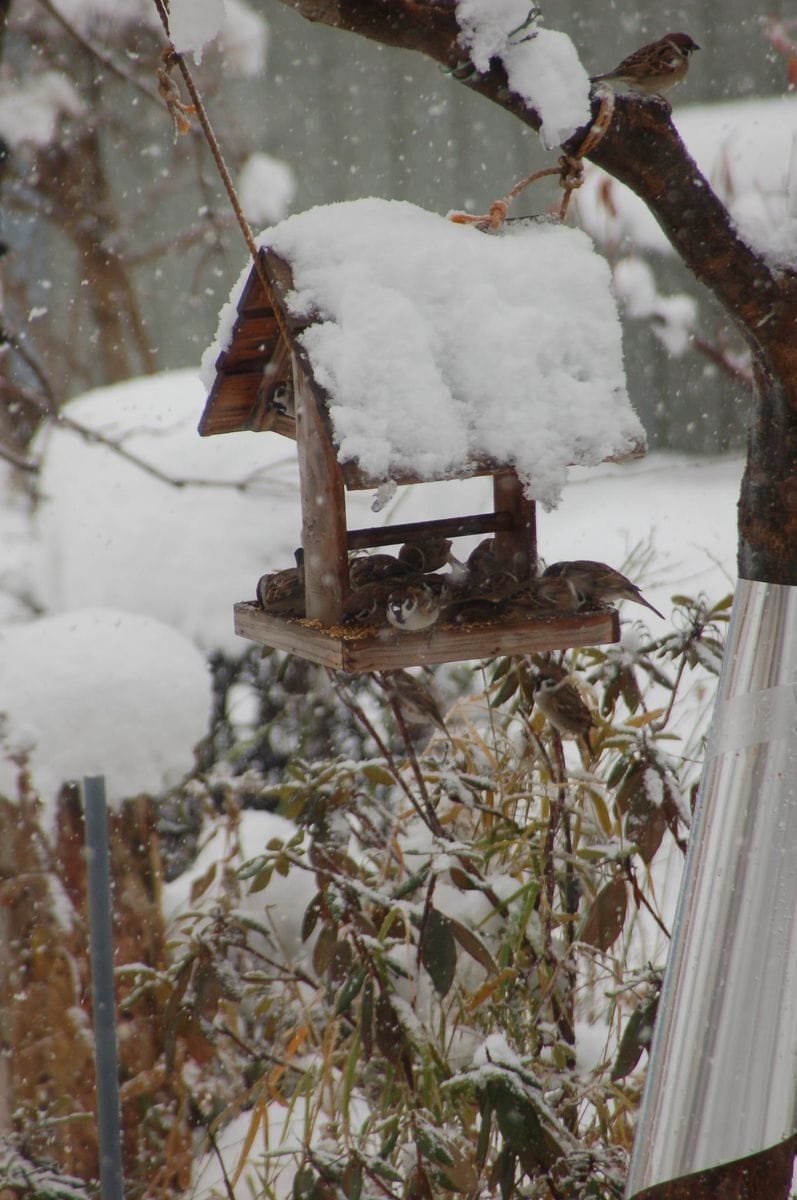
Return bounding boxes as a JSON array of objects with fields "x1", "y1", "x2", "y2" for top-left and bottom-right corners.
[{"x1": 271, "y1": 0, "x2": 797, "y2": 584}]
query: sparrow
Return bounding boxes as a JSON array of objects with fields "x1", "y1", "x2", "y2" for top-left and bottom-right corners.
[
  {"x1": 341, "y1": 582, "x2": 391, "y2": 626},
  {"x1": 465, "y1": 538, "x2": 499, "y2": 580},
  {"x1": 349, "y1": 553, "x2": 411, "y2": 588},
  {"x1": 590, "y1": 32, "x2": 699, "y2": 96},
  {"x1": 442, "y1": 595, "x2": 509, "y2": 625},
  {"x1": 542, "y1": 560, "x2": 664, "y2": 619},
  {"x1": 534, "y1": 673, "x2": 594, "y2": 740},
  {"x1": 397, "y1": 536, "x2": 453, "y2": 574},
  {"x1": 380, "y1": 669, "x2": 452, "y2": 740},
  {"x1": 508, "y1": 575, "x2": 583, "y2": 614},
  {"x1": 256, "y1": 567, "x2": 305, "y2": 617},
  {"x1": 386, "y1": 577, "x2": 447, "y2": 631}
]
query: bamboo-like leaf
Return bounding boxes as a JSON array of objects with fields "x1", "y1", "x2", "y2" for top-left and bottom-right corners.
[
  {"x1": 579, "y1": 874, "x2": 627, "y2": 952},
  {"x1": 361, "y1": 762, "x2": 396, "y2": 786},
  {"x1": 301, "y1": 893, "x2": 322, "y2": 943},
  {"x1": 449, "y1": 864, "x2": 479, "y2": 891},
  {"x1": 247, "y1": 863, "x2": 274, "y2": 894},
  {"x1": 449, "y1": 917, "x2": 497, "y2": 975},
  {"x1": 626, "y1": 791, "x2": 668, "y2": 864},
  {"x1": 334, "y1": 964, "x2": 366, "y2": 1015},
  {"x1": 476, "y1": 1095, "x2": 493, "y2": 1168},
  {"x1": 327, "y1": 937, "x2": 354, "y2": 985},
  {"x1": 360, "y1": 976, "x2": 374, "y2": 1061},
  {"x1": 374, "y1": 993, "x2": 404, "y2": 1063},
  {"x1": 611, "y1": 994, "x2": 659, "y2": 1081},
  {"x1": 189, "y1": 860, "x2": 217, "y2": 902},
  {"x1": 420, "y1": 906, "x2": 458, "y2": 997},
  {"x1": 230, "y1": 1098, "x2": 264, "y2": 1187},
  {"x1": 341, "y1": 1159, "x2": 363, "y2": 1200},
  {"x1": 490, "y1": 671, "x2": 520, "y2": 708},
  {"x1": 614, "y1": 760, "x2": 647, "y2": 817},
  {"x1": 624, "y1": 708, "x2": 665, "y2": 728},
  {"x1": 311, "y1": 922, "x2": 337, "y2": 977}
]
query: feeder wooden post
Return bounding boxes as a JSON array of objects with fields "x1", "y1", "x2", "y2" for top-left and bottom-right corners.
[
  {"x1": 493, "y1": 470, "x2": 537, "y2": 581},
  {"x1": 293, "y1": 357, "x2": 350, "y2": 624}
]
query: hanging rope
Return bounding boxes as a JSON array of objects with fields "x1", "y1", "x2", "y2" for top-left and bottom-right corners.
[
  {"x1": 450, "y1": 89, "x2": 615, "y2": 228},
  {"x1": 150, "y1": 0, "x2": 294, "y2": 348}
]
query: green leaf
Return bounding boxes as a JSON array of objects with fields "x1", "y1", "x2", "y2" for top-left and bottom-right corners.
[
  {"x1": 301, "y1": 894, "x2": 322, "y2": 943},
  {"x1": 247, "y1": 864, "x2": 274, "y2": 894},
  {"x1": 392, "y1": 866, "x2": 430, "y2": 900},
  {"x1": 360, "y1": 976, "x2": 374, "y2": 1061},
  {"x1": 490, "y1": 670, "x2": 520, "y2": 708},
  {"x1": 374, "y1": 993, "x2": 404, "y2": 1063},
  {"x1": 361, "y1": 762, "x2": 396, "y2": 786},
  {"x1": 189, "y1": 860, "x2": 217, "y2": 902},
  {"x1": 335, "y1": 965, "x2": 367, "y2": 1015},
  {"x1": 476, "y1": 1095, "x2": 493, "y2": 1168},
  {"x1": 420, "y1": 907, "x2": 458, "y2": 997},
  {"x1": 312, "y1": 922, "x2": 337, "y2": 977},
  {"x1": 611, "y1": 993, "x2": 659, "y2": 1081},
  {"x1": 341, "y1": 1159, "x2": 363, "y2": 1200}
]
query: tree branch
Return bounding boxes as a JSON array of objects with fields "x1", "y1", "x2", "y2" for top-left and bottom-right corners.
[{"x1": 271, "y1": 0, "x2": 797, "y2": 582}]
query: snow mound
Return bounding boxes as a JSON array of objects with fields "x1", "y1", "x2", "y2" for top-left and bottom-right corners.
[{"x1": 0, "y1": 608, "x2": 211, "y2": 826}]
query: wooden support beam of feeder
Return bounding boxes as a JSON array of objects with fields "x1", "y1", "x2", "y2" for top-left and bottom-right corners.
[
  {"x1": 294, "y1": 360, "x2": 349, "y2": 624},
  {"x1": 347, "y1": 510, "x2": 514, "y2": 552},
  {"x1": 493, "y1": 470, "x2": 536, "y2": 581}
]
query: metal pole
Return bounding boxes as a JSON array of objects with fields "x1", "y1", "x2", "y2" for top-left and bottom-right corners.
[
  {"x1": 626, "y1": 580, "x2": 797, "y2": 1196},
  {"x1": 83, "y1": 775, "x2": 125, "y2": 1200}
]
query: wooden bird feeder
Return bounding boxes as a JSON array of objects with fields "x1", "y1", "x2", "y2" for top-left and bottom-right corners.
[{"x1": 199, "y1": 219, "x2": 643, "y2": 671}]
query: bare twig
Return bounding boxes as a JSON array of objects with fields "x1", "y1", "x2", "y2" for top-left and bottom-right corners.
[{"x1": 39, "y1": 0, "x2": 164, "y2": 109}]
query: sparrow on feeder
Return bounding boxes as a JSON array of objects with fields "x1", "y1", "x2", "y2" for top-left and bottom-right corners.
[
  {"x1": 256, "y1": 567, "x2": 305, "y2": 617},
  {"x1": 342, "y1": 582, "x2": 392, "y2": 626},
  {"x1": 349, "y1": 553, "x2": 411, "y2": 588},
  {"x1": 397, "y1": 536, "x2": 454, "y2": 574},
  {"x1": 542, "y1": 560, "x2": 664, "y2": 619},
  {"x1": 386, "y1": 577, "x2": 447, "y2": 631},
  {"x1": 508, "y1": 575, "x2": 583, "y2": 613}
]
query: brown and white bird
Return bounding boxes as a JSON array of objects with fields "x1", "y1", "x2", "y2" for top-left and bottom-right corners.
[
  {"x1": 542, "y1": 560, "x2": 664, "y2": 619},
  {"x1": 397, "y1": 536, "x2": 453, "y2": 574},
  {"x1": 256, "y1": 567, "x2": 305, "y2": 617},
  {"x1": 380, "y1": 669, "x2": 452, "y2": 740},
  {"x1": 534, "y1": 673, "x2": 594, "y2": 739},
  {"x1": 386, "y1": 577, "x2": 447, "y2": 631},
  {"x1": 508, "y1": 575, "x2": 583, "y2": 614},
  {"x1": 590, "y1": 32, "x2": 699, "y2": 96},
  {"x1": 442, "y1": 595, "x2": 508, "y2": 625},
  {"x1": 349, "y1": 553, "x2": 411, "y2": 588},
  {"x1": 341, "y1": 582, "x2": 391, "y2": 627}
]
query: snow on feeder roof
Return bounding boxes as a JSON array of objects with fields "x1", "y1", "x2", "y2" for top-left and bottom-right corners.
[
  {"x1": 200, "y1": 198, "x2": 644, "y2": 509},
  {"x1": 199, "y1": 198, "x2": 646, "y2": 670}
]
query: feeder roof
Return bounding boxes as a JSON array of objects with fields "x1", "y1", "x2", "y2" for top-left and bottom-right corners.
[{"x1": 201, "y1": 198, "x2": 644, "y2": 508}]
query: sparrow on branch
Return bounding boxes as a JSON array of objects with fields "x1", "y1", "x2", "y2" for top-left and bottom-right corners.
[
  {"x1": 534, "y1": 673, "x2": 594, "y2": 740},
  {"x1": 590, "y1": 32, "x2": 699, "y2": 96},
  {"x1": 380, "y1": 669, "x2": 452, "y2": 739},
  {"x1": 542, "y1": 560, "x2": 664, "y2": 619}
]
